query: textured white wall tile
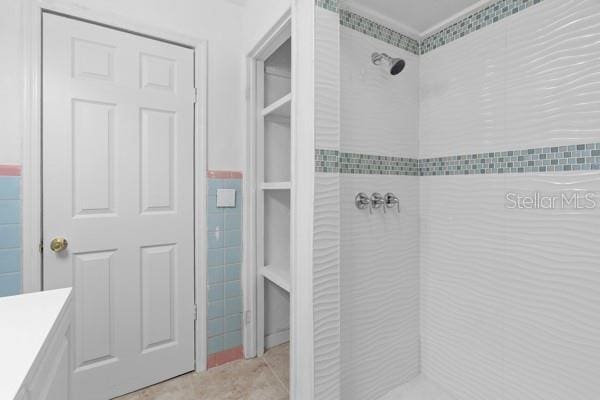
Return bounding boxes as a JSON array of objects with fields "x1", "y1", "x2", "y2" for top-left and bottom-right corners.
[
  {"x1": 420, "y1": 175, "x2": 509, "y2": 400},
  {"x1": 420, "y1": 0, "x2": 600, "y2": 159},
  {"x1": 505, "y1": 0, "x2": 600, "y2": 149},
  {"x1": 316, "y1": 8, "x2": 341, "y2": 151},
  {"x1": 419, "y1": 21, "x2": 507, "y2": 159},
  {"x1": 420, "y1": 2, "x2": 600, "y2": 399},
  {"x1": 501, "y1": 172, "x2": 600, "y2": 400},
  {"x1": 313, "y1": 173, "x2": 341, "y2": 400},
  {"x1": 341, "y1": 26, "x2": 420, "y2": 158},
  {"x1": 341, "y1": 175, "x2": 420, "y2": 400},
  {"x1": 421, "y1": 173, "x2": 600, "y2": 400},
  {"x1": 314, "y1": 7, "x2": 342, "y2": 400},
  {"x1": 336, "y1": 2, "x2": 600, "y2": 400}
]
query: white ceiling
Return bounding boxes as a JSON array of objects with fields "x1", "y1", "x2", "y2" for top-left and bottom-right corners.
[{"x1": 346, "y1": 0, "x2": 485, "y2": 37}]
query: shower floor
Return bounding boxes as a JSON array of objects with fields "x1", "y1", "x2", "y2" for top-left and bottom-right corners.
[{"x1": 379, "y1": 375, "x2": 457, "y2": 400}]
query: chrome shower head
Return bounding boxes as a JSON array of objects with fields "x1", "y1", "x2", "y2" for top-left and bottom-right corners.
[{"x1": 371, "y1": 52, "x2": 406, "y2": 75}]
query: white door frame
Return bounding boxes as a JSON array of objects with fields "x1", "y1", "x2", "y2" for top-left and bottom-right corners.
[
  {"x1": 21, "y1": 0, "x2": 210, "y2": 372},
  {"x1": 244, "y1": 3, "x2": 315, "y2": 398},
  {"x1": 243, "y1": 7, "x2": 291, "y2": 361}
]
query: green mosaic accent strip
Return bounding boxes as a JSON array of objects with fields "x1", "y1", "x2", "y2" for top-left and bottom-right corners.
[
  {"x1": 421, "y1": 0, "x2": 545, "y2": 54},
  {"x1": 316, "y1": 144, "x2": 600, "y2": 176},
  {"x1": 328, "y1": 0, "x2": 546, "y2": 55},
  {"x1": 420, "y1": 143, "x2": 600, "y2": 176},
  {"x1": 340, "y1": 152, "x2": 419, "y2": 175},
  {"x1": 315, "y1": 149, "x2": 340, "y2": 173},
  {"x1": 339, "y1": 9, "x2": 420, "y2": 55},
  {"x1": 315, "y1": 149, "x2": 419, "y2": 176},
  {"x1": 315, "y1": 0, "x2": 338, "y2": 13}
]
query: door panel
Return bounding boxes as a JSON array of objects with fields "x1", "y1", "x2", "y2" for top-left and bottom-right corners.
[
  {"x1": 140, "y1": 109, "x2": 176, "y2": 213},
  {"x1": 141, "y1": 244, "x2": 177, "y2": 352},
  {"x1": 72, "y1": 100, "x2": 116, "y2": 217},
  {"x1": 140, "y1": 53, "x2": 176, "y2": 91},
  {"x1": 73, "y1": 250, "x2": 116, "y2": 368},
  {"x1": 43, "y1": 13, "x2": 195, "y2": 399},
  {"x1": 72, "y1": 38, "x2": 116, "y2": 82}
]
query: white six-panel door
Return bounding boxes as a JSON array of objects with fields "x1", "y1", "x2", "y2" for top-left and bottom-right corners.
[{"x1": 42, "y1": 13, "x2": 196, "y2": 399}]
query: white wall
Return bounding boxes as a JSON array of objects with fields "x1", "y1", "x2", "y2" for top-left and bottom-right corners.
[
  {"x1": 0, "y1": 0, "x2": 254, "y2": 171},
  {"x1": 241, "y1": 0, "x2": 291, "y2": 55},
  {"x1": 339, "y1": 25, "x2": 420, "y2": 400},
  {"x1": 0, "y1": 0, "x2": 294, "y2": 168},
  {"x1": 419, "y1": 1, "x2": 600, "y2": 399},
  {"x1": 0, "y1": 0, "x2": 24, "y2": 164}
]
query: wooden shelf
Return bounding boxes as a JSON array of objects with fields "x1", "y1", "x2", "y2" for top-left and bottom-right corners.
[
  {"x1": 261, "y1": 182, "x2": 291, "y2": 190},
  {"x1": 262, "y1": 93, "x2": 291, "y2": 119},
  {"x1": 261, "y1": 264, "x2": 290, "y2": 293}
]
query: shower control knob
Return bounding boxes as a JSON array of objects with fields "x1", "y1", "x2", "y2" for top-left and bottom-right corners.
[
  {"x1": 385, "y1": 193, "x2": 401, "y2": 213},
  {"x1": 370, "y1": 192, "x2": 385, "y2": 213},
  {"x1": 355, "y1": 193, "x2": 370, "y2": 210}
]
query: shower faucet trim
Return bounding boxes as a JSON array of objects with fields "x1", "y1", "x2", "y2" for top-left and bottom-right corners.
[
  {"x1": 355, "y1": 193, "x2": 370, "y2": 210},
  {"x1": 385, "y1": 193, "x2": 401, "y2": 213},
  {"x1": 370, "y1": 192, "x2": 385, "y2": 214}
]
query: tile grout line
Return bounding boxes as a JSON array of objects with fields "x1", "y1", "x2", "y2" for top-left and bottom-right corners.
[{"x1": 261, "y1": 353, "x2": 289, "y2": 393}]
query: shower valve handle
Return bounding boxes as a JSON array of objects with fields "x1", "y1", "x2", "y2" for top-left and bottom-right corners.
[
  {"x1": 370, "y1": 193, "x2": 385, "y2": 214},
  {"x1": 385, "y1": 193, "x2": 400, "y2": 213},
  {"x1": 355, "y1": 193, "x2": 370, "y2": 210}
]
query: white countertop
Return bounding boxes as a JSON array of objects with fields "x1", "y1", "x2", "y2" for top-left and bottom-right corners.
[{"x1": 0, "y1": 288, "x2": 72, "y2": 400}]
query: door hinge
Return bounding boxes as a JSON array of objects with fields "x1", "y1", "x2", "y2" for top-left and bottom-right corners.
[
  {"x1": 245, "y1": 310, "x2": 251, "y2": 324},
  {"x1": 193, "y1": 87, "x2": 198, "y2": 104},
  {"x1": 39, "y1": 241, "x2": 43, "y2": 253},
  {"x1": 193, "y1": 304, "x2": 198, "y2": 320}
]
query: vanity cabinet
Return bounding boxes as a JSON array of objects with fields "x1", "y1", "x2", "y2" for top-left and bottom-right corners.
[{"x1": 1, "y1": 288, "x2": 72, "y2": 400}]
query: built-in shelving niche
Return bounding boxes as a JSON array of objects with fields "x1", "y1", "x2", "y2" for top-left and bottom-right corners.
[{"x1": 257, "y1": 37, "x2": 291, "y2": 356}]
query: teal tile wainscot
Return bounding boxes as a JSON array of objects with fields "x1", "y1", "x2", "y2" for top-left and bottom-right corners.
[
  {"x1": 0, "y1": 165, "x2": 22, "y2": 297},
  {"x1": 206, "y1": 170, "x2": 244, "y2": 368}
]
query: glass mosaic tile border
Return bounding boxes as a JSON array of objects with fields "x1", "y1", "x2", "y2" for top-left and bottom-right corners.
[
  {"x1": 315, "y1": 149, "x2": 340, "y2": 173},
  {"x1": 340, "y1": 152, "x2": 420, "y2": 175},
  {"x1": 339, "y1": 9, "x2": 421, "y2": 55},
  {"x1": 316, "y1": 143, "x2": 600, "y2": 176},
  {"x1": 317, "y1": 0, "x2": 546, "y2": 55},
  {"x1": 421, "y1": 0, "x2": 544, "y2": 54},
  {"x1": 420, "y1": 143, "x2": 600, "y2": 176},
  {"x1": 316, "y1": 149, "x2": 420, "y2": 176},
  {"x1": 316, "y1": 0, "x2": 338, "y2": 13}
]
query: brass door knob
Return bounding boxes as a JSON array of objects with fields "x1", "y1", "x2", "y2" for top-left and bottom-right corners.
[{"x1": 50, "y1": 237, "x2": 68, "y2": 253}]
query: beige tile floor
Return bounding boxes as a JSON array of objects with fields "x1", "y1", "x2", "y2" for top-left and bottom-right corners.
[{"x1": 115, "y1": 343, "x2": 289, "y2": 400}]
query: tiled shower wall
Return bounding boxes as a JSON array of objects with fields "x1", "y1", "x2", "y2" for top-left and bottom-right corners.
[
  {"x1": 206, "y1": 171, "x2": 244, "y2": 368},
  {"x1": 339, "y1": 17, "x2": 420, "y2": 400},
  {"x1": 419, "y1": 1, "x2": 600, "y2": 399},
  {"x1": 313, "y1": 6, "x2": 341, "y2": 399},
  {"x1": 315, "y1": 0, "x2": 600, "y2": 399},
  {"x1": 0, "y1": 165, "x2": 22, "y2": 297}
]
